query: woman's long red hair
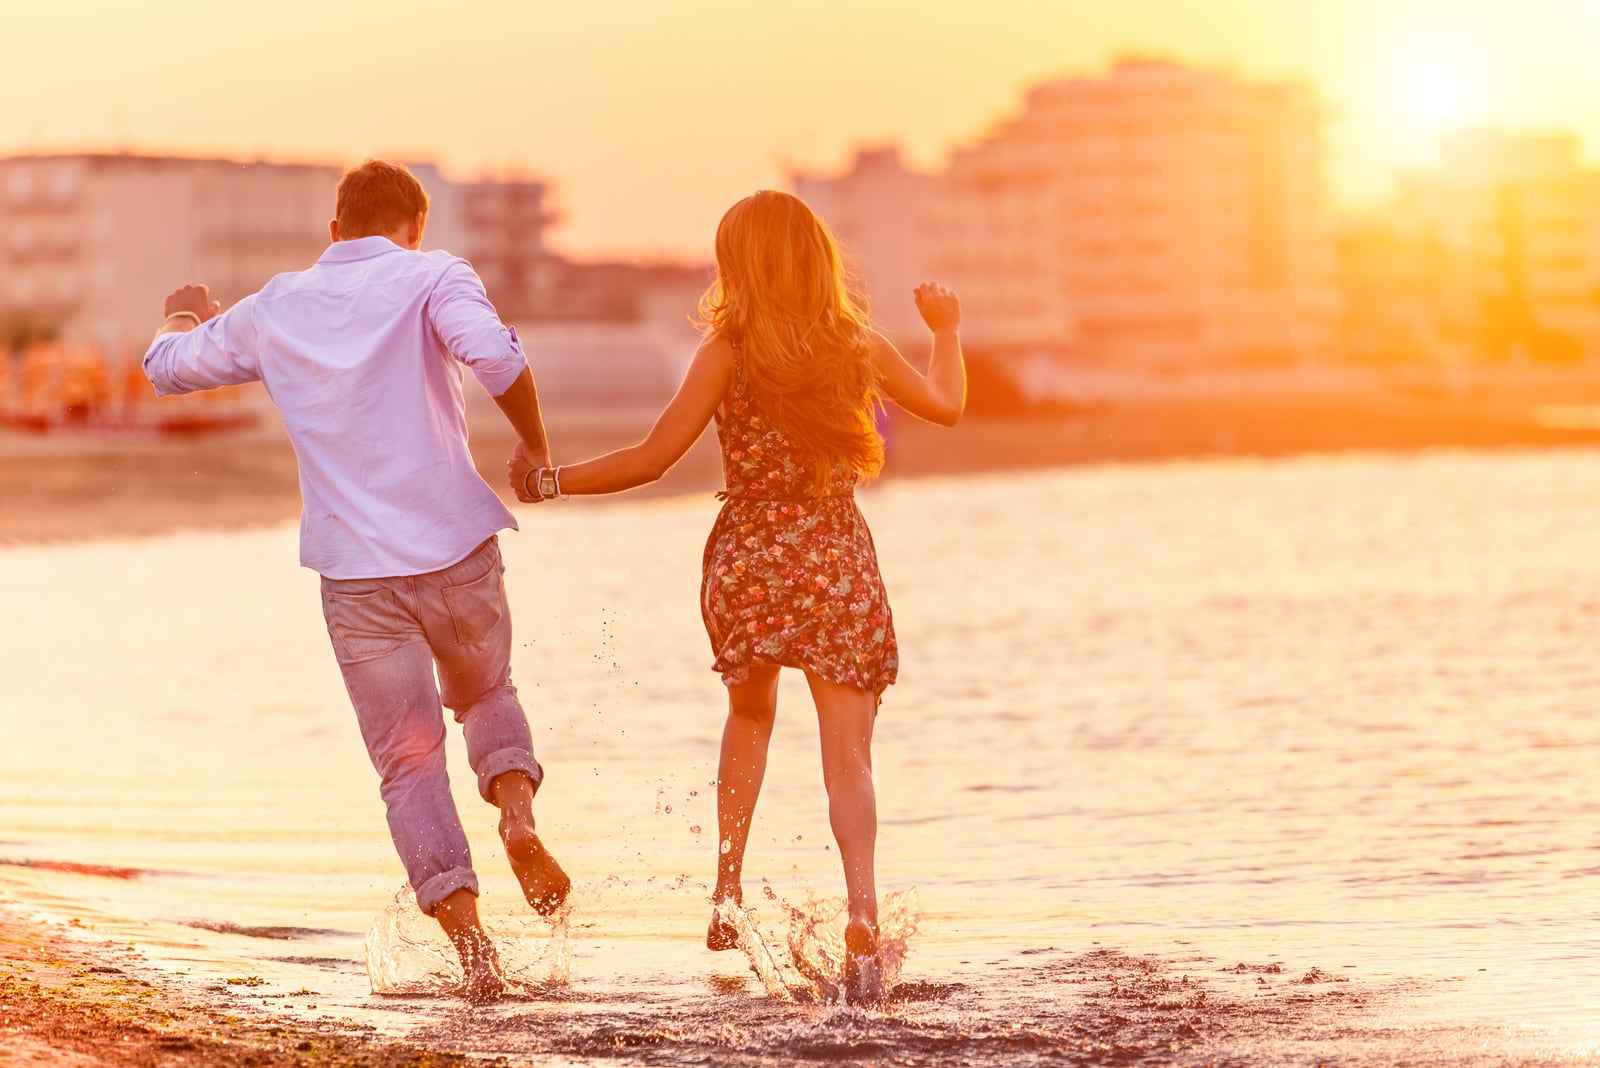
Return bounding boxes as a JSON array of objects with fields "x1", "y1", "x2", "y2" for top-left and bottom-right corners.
[{"x1": 697, "y1": 191, "x2": 883, "y2": 483}]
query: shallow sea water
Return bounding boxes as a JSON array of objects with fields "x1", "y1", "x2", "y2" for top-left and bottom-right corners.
[{"x1": 3, "y1": 449, "x2": 1599, "y2": 1065}]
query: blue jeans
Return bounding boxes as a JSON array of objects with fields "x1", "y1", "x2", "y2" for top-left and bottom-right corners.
[{"x1": 319, "y1": 536, "x2": 542, "y2": 915}]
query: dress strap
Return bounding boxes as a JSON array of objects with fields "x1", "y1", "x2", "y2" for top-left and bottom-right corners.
[{"x1": 728, "y1": 338, "x2": 749, "y2": 397}]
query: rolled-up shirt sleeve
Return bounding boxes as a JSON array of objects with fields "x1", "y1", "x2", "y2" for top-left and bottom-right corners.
[
  {"x1": 426, "y1": 258, "x2": 527, "y2": 397},
  {"x1": 142, "y1": 295, "x2": 262, "y2": 397}
]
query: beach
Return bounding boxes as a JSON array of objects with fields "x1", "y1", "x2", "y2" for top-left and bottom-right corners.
[
  {"x1": 0, "y1": 903, "x2": 484, "y2": 1067},
  {"x1": 4, "y1": 379, "x2": 1600, "y2": 1066},
  {"x1": 10, "y1": 370, "x2": 1600, "y2": 546}
]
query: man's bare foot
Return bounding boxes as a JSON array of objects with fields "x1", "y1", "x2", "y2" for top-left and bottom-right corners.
[
  {"x1": 499, "y1": 815, "x2": 571, "y2": 915},
  {"x1": 706, "y1": 893, "x2": 740, "y2": 952},
  {"x1": 454, "y1": 932, "x2": 509, "y2": 1005}
]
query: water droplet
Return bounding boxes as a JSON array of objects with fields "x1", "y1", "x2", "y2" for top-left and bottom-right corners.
[
  {"x1": 690, "y1": 825, "x2": 702, "y2": 835},
  {"x1": 763, "y1": 886, "x2": 776, "y2": 900},
  {"x1": 664, "y1": 805, "x2": 673, "y2": 814},
  {"x1": 720, "y1": 839, "x2": 732, "y2": 855}
]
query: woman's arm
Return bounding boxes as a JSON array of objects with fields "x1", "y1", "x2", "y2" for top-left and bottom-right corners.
[
  {"x1": 510, "y1": 335, "x2": 733, "y2": 501},
  {"x1": 871, "y1": 283, "x2": 966, "y2": 427}
]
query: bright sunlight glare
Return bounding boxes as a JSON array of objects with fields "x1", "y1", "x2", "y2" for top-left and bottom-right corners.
[{"x1": 1400, "y1": 52, "x2": 1479, "y2": 133}]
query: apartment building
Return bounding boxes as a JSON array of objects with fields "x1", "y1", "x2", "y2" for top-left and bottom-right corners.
[
  {"x1": 1396, "y1": 130, "x2": 1600, "y2": 361},
  {"x1": 0, "y1": 154, "x2": 338, "y2": 347},
  {"x1": 794, "y1": 147, "x2": 934, "y2": 340},
  {"x1": 0, "y1": 154, "x2": 556, "y2": 347},
  {"x1": 797, "y1": 59, "x2": 1340, "y2": 371},
  {"x1": 413, "y1": 163, "x2": 556, "y2": 320}
]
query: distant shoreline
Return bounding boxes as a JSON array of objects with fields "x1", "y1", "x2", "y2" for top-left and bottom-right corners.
[{"x1": 7, "y1": 375, "x2": 1600, "y2": 546}]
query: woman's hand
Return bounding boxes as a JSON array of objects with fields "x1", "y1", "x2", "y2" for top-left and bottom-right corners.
[{"x1": 913, "y1": 282, "x2": 960, "y2": 334}]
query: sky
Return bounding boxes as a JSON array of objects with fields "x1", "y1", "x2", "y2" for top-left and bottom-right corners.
[{"x1": 3, "y1": 0, "x2": 1599, "y2": 259}]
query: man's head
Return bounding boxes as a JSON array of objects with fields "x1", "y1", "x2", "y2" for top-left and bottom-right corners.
[{"x1": 331, "y1": 159, "x2": 428, "y2": 248}]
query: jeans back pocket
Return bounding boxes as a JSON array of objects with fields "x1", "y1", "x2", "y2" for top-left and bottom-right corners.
[
  {"x1": 324, "y1": 587, "x2": 411, "y2": 664},
  {"x1": 441, "y1": 563, "x2": 506, "y2": 647}
]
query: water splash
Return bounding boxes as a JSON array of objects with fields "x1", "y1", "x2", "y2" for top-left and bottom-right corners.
[
  {"x1": 718, "y1": 888, "x2": 920, "y2": 1004},
  {"x1": 712, "y1": 897, "x2": 797, "y2": 1003},
  {"x1": 365, "y1": 885, "x2": 570, "y2": 996}
]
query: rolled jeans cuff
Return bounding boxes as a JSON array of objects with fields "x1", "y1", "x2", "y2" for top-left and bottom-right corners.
[
  {"x1": 415, "y1": 868, "x2": 480, "y2": 917},
  {"x1": 476, "y1": 748, "x2": 543, "y2": 804}
]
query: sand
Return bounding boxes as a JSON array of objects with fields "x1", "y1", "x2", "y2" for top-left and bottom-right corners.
[{"x1": 0, "y1": 906, "x2": 485, "y2": 1067}]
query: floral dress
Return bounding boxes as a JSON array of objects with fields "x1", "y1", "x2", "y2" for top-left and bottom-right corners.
[{"x1": 700, "y1": 344, "x2": 899, "y2": 696}]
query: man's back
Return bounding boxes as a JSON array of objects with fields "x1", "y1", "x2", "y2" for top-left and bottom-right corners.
[{"x1": 145, "y1": 236, "x2": 527, "y2": 579}]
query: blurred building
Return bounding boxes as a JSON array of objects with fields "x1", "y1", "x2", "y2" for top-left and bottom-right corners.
[
  {"x1": 0, "y1": 154, "x2": 339, "y2": 349},
  {"x1": 0, "y1": 153, "x2": 561, "y2": 348},
  {"x1": 794, "y1": 147, "x2": 934, "y2": 339},
  {"x1": 795, "y1": 59, "x2": 1340, "y2": 377},
  {"x1": 410, "y1": 163, "x2": 558, "y2": 320},
  {"x1": 1389, "y1": 131, "x2": 1600, "y2": 363}
]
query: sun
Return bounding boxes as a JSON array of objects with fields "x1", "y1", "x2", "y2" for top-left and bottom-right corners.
[{"x1": 1399, "y1": 52, "x2": 1479, "y2": 133}]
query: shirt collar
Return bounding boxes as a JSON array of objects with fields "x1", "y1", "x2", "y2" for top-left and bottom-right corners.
[{"x1": 318, "y1": 235, "x2": 408, "y2": 264}]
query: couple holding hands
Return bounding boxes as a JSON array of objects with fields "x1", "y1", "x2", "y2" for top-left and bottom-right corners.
[{"x1": 144, "y1": 159, "x2": 965, "y2": 1002}]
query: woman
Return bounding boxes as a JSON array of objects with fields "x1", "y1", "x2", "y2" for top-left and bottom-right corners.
[{"x1": 510, "y1": 190, "x2": 964, "y2": 992}]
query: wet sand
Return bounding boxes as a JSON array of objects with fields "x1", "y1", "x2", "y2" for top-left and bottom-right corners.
[
  {"x1": 0, "y1": 905, "x2": 478, "y2": 1067},
  {"x1": 8, "y1": 372, "x2": 1600, "y2": 545}
]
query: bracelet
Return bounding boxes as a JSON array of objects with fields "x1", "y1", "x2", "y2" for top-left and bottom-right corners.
[
  {"x1": 164, "y1": 310, "x2": 203, "y2": 326},
  {"x1": 553, "y1": 465, "x2": 568, "y2": 500}
]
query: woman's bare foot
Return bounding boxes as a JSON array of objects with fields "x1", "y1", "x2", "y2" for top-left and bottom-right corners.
[
  {"x1": 499, "y1": 815, "x2": 571, "y2": 915},
  {"x1": 842, "y1": 915, "x2": 879, "y2": 1002},
  {"x1": 706, "y1": 892, "x2": 741, "y2": 951}
]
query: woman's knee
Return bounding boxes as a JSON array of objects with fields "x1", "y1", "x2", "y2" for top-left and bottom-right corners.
[
  {"x1": 728, "y1": 698, "x2": 777, "y2": 730},
  {"x1": 726, "y1": 667, "x2": 780, "y2": 724},
  {"x1": 821, "y1": 744, "x2": 874, "y2": 790}
]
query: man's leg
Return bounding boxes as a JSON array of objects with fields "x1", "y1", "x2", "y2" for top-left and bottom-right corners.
[
  {"x1": 434, "y1": 888, "x2": 507, "y2": 1004},
  {"x1": 419, "y1": 538, "x2": 570, "y2": 914},
  {"x1": 320, "y1": 574, "x2": 504, "y2": 999}
]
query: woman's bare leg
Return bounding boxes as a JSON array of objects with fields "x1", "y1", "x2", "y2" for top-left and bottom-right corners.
[
  {"x1": 805, "y1": 672, "x2": 879, "y2": 937},
  {"x1": 708, "y1": 664, "x2": 781, "y2": 949}
]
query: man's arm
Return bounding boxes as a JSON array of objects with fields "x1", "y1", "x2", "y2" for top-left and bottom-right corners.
[
  {"x1": 494, "y1": 368, "x2": 552, "y2": 469},
  {"x1": 143, "y1": 284, "x2": 261, "y2": 396},
  {"x1": 427, "y1": 259, "x2": 548, "y2": 462}
]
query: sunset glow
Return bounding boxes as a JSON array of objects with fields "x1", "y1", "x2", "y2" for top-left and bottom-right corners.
[
  {"x1": 2, "y1": 0, "x2": 1598, "y2": 255},
  {"x1": 1399, "y1": 51, "x2": 1479, "y2": 134},
  {"x1": 5, "y1": 1, "x2": 1600, "y2": 1063}
]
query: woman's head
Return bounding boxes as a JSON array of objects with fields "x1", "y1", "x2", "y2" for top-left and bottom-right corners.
[
  {"x1": 699, "y1": 191, "x2": 883, "y2": 481},
  {"x1": 711, "y1": 190, "x2": 851, "y2": 323}
]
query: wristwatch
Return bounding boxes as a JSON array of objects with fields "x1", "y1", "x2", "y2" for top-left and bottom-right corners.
[{"x1": 537, "y1": 467, "x2": 559, "y2": 500}]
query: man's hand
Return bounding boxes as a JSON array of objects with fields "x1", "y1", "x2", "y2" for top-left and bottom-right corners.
[
  {"x1": 157, "y1": 284, "x2": 223, "y2": 336},
  {"x1": 507, "y1": 439, "x2": 551, "y2": 503},
  {"x1": 165, "y1": 284, "x2": 222, "y2": 322},
  {"x1": 513, "y1": 438, "x2": 551, "y2": 470}
]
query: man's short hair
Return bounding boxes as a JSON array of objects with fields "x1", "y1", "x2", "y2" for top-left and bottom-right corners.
[{"x1": 335, "y1": 159, "x2": 429, "y2": 239}]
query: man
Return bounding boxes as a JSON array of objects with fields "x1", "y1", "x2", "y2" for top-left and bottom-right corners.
[{"x1": 144, "y1": 158, "x2": 567, "y2": 1002}]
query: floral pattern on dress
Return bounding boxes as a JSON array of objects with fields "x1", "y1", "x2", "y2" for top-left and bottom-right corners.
[{"x1": 700, "y1": 344, "x2": 898, "y2": 696}]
